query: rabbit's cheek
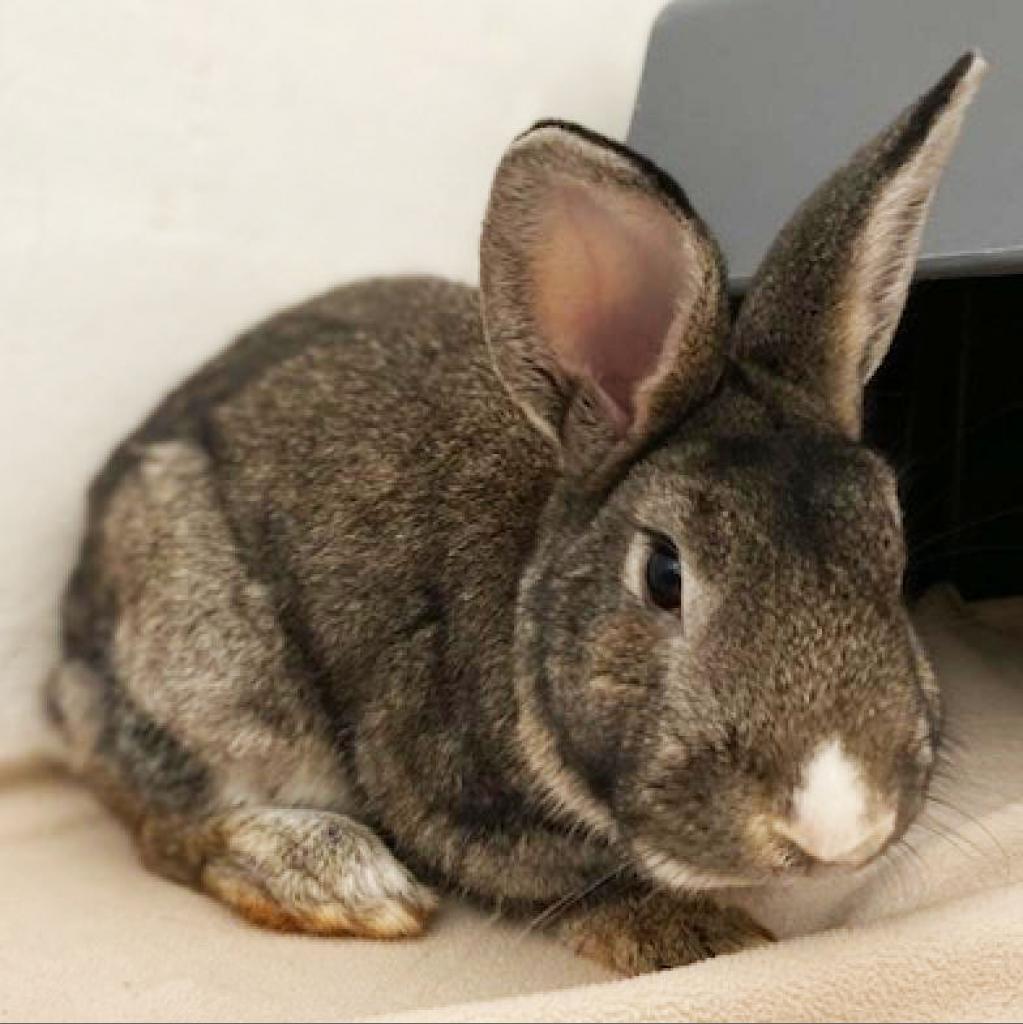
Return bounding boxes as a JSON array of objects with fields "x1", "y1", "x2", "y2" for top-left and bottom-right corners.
[{"x1": 586, "y1": 613, "x2": 670, "y2": 691}]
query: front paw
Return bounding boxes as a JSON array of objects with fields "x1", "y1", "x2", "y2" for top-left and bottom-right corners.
[
  {"x1": 558, "y1": 892, "x2": 773, "y2": 975},
  {"x1": 191, "y1": 808, "x2": 438, "y2": 938}
]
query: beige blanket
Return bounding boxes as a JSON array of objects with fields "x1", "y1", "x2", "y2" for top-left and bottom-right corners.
[{"x1": 2, "y1": 586, "x2": 1020, "y2": 1022}]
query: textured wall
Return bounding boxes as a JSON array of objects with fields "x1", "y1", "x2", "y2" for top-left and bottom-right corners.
[{"x1": 0, "y1": 0, "x2": 667, "y2": 758}]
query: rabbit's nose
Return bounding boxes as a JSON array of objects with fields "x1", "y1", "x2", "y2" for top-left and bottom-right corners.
[{"x1": 772, "y1": 737, "x2": 896, "y2": 867}]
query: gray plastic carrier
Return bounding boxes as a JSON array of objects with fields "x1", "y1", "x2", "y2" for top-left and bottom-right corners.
[{"x1": 628, "y1": 0, "x2": 1023, "y2": 288}]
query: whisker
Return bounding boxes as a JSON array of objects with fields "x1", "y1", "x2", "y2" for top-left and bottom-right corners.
[
  {"x1": 911, "y1": 815, "x2": 980, "y2": 867},
  {"x1": 909, "y1": 544, "x2": 1023, "y2": 569},
  {"x1": 887, "y1": 834, "x2": 928, "y2": 906},
  {"x1": 907, "y1": 504, "x2": 1023, "y2": 555},
  {"x1": 515, "y1": 862, "x2": 627, "y2": 940},
  {"x1": 924, "y1": 792, "x2": 1011, "y2": 876},
  {"x1": 889, "y1": 401, "x2": 1023, "y2": 483},
  {"x1": 876, "y1": 839, "x2": 910, "y2": 907}
]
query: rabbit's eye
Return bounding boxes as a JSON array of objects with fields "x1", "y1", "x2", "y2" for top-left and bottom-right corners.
[{"x1": 645, "y1": 542, "x2": 681, "y2": 612}]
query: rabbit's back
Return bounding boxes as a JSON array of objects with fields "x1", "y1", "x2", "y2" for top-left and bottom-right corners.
[
  {"x1": 182, "y1": 275, "x2": 557, "y2": 695},
  {"x1": 60, "y1": 276, "x2": 557, "y2": 821}
]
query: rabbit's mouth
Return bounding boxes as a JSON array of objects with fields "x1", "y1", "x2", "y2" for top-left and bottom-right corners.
[
  {"x1": 631, "y1": 831, "x2": 896, "y2": 895},
  {"x1": 625, "y1": 729, "x2": 923, "y2": 889}
]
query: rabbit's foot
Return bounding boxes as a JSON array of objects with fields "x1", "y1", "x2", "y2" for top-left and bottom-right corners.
[
  {"x1": 555, "y1": 887, "x2": 773, "y2": 974},
  {"x1": 142, "y1": 807, "x2": 438, "y2": 938}
]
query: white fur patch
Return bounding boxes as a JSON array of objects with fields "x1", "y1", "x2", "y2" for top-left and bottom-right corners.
[
  {"x1": 623, "y1": 532, "x2": 651, "y2": 604},
  {"x1": 779, "y1": 737, "x2": 895, "y2": 866}
]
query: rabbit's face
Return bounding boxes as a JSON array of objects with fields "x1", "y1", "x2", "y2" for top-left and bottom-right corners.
[
  {"x1": 483, "y1": 58, "x2": 984, "y2": 888},
  {"x1": 522, "y1": 401, "x2": 937, "y2": 886}
]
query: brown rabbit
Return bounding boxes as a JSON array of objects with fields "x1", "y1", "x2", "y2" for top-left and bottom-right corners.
[{"x1": 47, "y1": 52, "x2": 985, "y2": 974}]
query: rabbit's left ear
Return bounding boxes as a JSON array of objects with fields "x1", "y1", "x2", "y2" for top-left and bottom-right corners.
[
  {"x1": 480, "y1": 121, "x2": 729, "y2": 474},
  {"x1": 732, "y1": 51, "x2": 987, "y2": 437}
]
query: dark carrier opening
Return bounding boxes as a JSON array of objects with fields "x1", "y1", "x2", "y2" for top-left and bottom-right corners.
[{"x1": 866, "y1": 275, "x2": 1022, "y2": 601}]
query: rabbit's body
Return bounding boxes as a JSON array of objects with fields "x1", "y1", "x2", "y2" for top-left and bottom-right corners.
[
  {"x1": 53, "y1": 278, "x2": 617, "y2": 897},
  {"x1": 49, "y1": 55, "x2": 986, "y2": 972}
]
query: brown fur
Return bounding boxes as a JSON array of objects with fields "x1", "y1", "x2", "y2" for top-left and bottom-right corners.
[
  {"x1": 555, "y1": 886, "x2": 774, "y2": 975},
  {"x1": 48, "y1": 54, "x2": 984, "y2": 967}
]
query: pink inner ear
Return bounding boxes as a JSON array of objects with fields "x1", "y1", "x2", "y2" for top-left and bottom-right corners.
[{"x1": 532, "y1": 181, "x2": 689, "y2": 430}]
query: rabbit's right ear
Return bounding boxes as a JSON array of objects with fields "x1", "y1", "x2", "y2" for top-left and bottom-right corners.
[
  {"x1": 732, "y1": 52, "x2": 987, "y2": 438},
  {"x1": 480, "y1": 122, "x2": 729, "y2": 476}
]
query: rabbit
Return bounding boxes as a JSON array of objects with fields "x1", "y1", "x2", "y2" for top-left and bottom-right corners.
[{"x1": 45, "y1": 51, "x2": 985, "y2": 974}]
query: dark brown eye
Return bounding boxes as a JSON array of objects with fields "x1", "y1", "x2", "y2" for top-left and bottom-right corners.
[{"x1": 646, "y1": 542, "x2": 681, "y2": 612}]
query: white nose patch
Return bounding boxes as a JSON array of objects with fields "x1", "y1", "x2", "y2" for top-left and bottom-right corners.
[{"x1": 777, "y1": 737, "x2": 895, "y2": 866}]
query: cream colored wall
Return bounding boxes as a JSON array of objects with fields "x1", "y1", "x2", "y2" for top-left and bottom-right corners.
[{"x1": 0, "y1": 0, "x2": 667, "y2": 757}]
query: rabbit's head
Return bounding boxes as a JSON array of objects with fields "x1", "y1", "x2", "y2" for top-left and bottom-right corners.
[{"x1": 481, "y1": 53, "x2": 986, "y2": 885}]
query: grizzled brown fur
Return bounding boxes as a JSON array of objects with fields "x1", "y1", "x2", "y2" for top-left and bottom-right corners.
[{"x1": 48, "y1": 54, "x2": 984, "y2": 970}]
